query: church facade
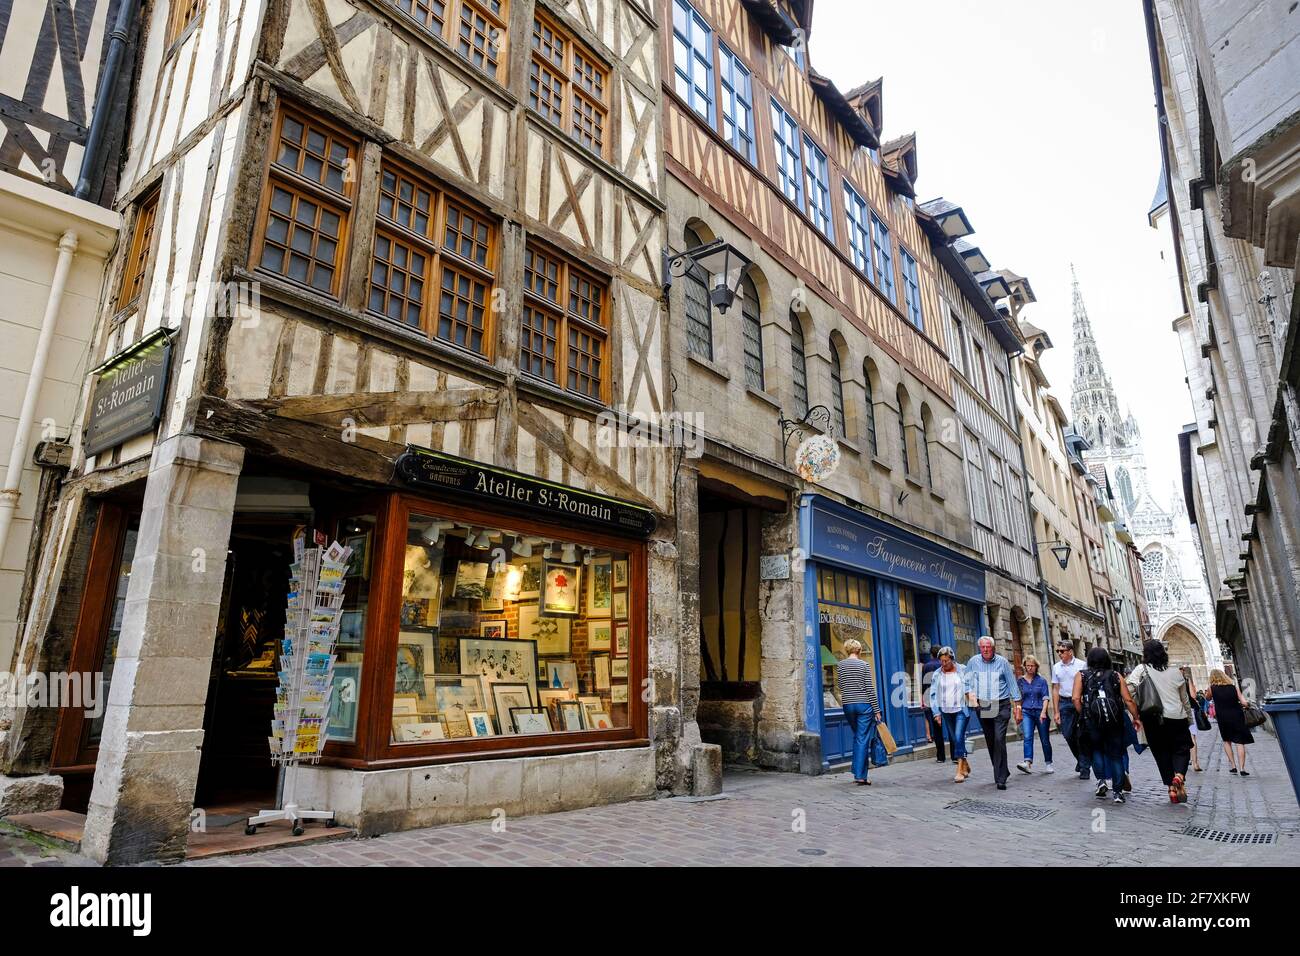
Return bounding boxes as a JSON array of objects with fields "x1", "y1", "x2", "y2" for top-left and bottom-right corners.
[{"x1": 1070, "y1": 272, "x2": 1221, "y2": 686}]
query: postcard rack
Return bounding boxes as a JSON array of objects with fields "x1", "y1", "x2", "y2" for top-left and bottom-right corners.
[{"x1": 246, "y1": 535, "x2": 351, "y2": 837}]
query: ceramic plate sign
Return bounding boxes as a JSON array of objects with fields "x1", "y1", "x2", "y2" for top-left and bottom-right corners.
[
  {"x1": 395, "y1": 447, "x2": 657, "y2": 538},
  {"x1": 83, "y1": 330, "x2": 172, "y2": 457}
]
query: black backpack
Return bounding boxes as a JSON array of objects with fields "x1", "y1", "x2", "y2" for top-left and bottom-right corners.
[{"x1": 1082, "y1": 669, "x2": 1123, "y2": 729}]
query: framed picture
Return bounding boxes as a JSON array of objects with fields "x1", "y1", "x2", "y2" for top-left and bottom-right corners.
[
  {"x1": 556, "y1": 700, "x2": 586, "y2": 732},
  {"x1": 613, "y1": 559, "x2": 628, "y2": 588},
  {"x1": 615, "y1": 624, "x2": 629, "y2": 656},
  {"x1": 344, "y1": 533, "x2": 371, "y2": 580},
  {"x1": 514, "y1": 558, "x2": 541, "y2": 600},
  {"x1": 588, "y1": 620, "x2": 612, "y2": 651},
  {"x1": 587, "y1": 711, "x2": 613, "y2": 730},
  {"x1": 517, "y1": 603, "x2": 570, "y2": 655},
  {"x1": 428, "y1": 674, "x2": 487, "y2": 728},
  {"x1": 403, "y1": 544, "x2": 444, "y2": 601},
  {"x1": 400, "y1": 599, "x2": 438, "y2": 628},
  {"x1": 479, "y1": 619, "x2": 508, "y2": 640},
  {"x1": 339, "y1": 609, "x2": 366, "y2": 648},
  {"x1": 435, "y1": 632, "x2": 460, "y2": 673},
  {"x1": 612, "y1": 591, "x2": 628, "y2": 619},
  {"x1": 460, "y1": 637, "x2": 538, "y2": 712},
  {"x1": 510, "y1": 707, "x2": 552, "y2": 734},
  {"x1": 586, "y1": 556, "x2": 612, "y2": 618},
  {"x1": 466, "y1": 710, "x2": 495, "y2": 737},
  {"x1": 537, "y1": 687, "x2": 575, "y2": 724},
  {"x1": 453, "y1": 561, "x2": 490, "y2": 600},
  {"x1": 491, "y1": 683, "x2": 535, "y2": 732},
  {"x1": 578, "y1": 695, "x2": 604, "y2": 719},
  {"x1": 327, "y1": 661, "x2": 362, "y2": 740},
  {"x1": 396, "y1": 630, "x2": 436, "y2": 697},
  {"x1": 591, "y1": 653, "x2": 611, "y2": 691},
  {"x1": 391, "y1": 694, "x2": 420, "y2": 717},
  {"x1": 541, "y1": 660, "x2": 578, "y2": 692},
  {"x1": 610, "y1": 683, "x2": 629, "y2": 704},
  {"x1": 542, "y1": 562, "x2": 581, "y2": 616},
  {"x1": 481, "y1": 568, "x2": 508, "y2": 611},
  {"x1": 611, "y1": 657, "x2": 628, "y2": 679},
  {"x1": 393, "y1": 718, "x2": 446, "y2": 743}
]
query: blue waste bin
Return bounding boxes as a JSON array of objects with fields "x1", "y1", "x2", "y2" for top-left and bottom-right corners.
[{"x1": 1262, "y1": 692, "x2": 1300, "y2": 809}]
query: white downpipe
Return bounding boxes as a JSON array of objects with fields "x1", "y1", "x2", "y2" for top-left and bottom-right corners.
[{"x1": 0, "y1": 229, "x2": 79, "y2": 564}]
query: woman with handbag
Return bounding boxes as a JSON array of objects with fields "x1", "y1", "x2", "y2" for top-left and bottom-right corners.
[
  {"x1": 1127, "y1": 641, "x2": 1194, "y2": 803},
  {"x1": 1208, "y1": 669, "x2": 1255, "y2": 775},
  {"x1": 836, "y1": 639, "x2": 883, "y2": 786}
]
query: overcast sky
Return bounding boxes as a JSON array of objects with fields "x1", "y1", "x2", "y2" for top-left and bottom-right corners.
[{"x1": 810, "y1": 0, "x2": 1193, "y2": 503}]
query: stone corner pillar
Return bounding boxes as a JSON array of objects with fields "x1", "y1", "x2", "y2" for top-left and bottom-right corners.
[{"x1": 80, "y1": 434, "x2": 244, "y2": 865}]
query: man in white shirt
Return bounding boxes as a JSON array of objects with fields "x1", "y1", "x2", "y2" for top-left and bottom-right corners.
[{"x1": 1051, "y1": 638, "x2": 1090, "y2": 779}]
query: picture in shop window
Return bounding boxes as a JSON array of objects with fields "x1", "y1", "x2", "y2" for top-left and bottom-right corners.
[{"x1": 389, "y1": 513, "x2": 633, "y2": 742}]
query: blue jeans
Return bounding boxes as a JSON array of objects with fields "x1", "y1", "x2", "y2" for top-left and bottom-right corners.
[
  {"x1": 1058, "y1": 700, "x2": 1087, "y2": 776},
  {"x1": 843, "y1": 703, "x2": 877, "y2": 781},
  {"x1": 940, "y1": 710, "x2": 969, "y2": 759},
  {"x1": 1084, "y1": 721, "x2": 1127, "y2": 787},
  {"x1": 1021, "y1": 710, "x2": 1053, "y2": 762}
]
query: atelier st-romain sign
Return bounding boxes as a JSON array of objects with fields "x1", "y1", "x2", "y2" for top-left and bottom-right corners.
[
  {"x1": 395, "y1": 447, "x2": 658, "y2": 538},
  {"x1": 83, "y1": 329, "x2": 173, "y2": 457}
]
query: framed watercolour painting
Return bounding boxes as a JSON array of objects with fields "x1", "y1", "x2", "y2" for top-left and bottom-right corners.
[
  {"x1": 459, "y1": 638, "x2": 538, "y2": 713},
  {"x1": 511, "y1": 707, "x2": 552, "y2": 734},
  {"x1": 612, "y1": 559, "x2": 628, "y2": 588},
  {"x1": 541, "y1": 660, "x2": 579, "y2": 693},
  {"x1": 491, "y1": 683, "x2": 535, "y2": 731},
  {"x1": 610, "y1": 657, "x2": 628, "y2": 679},
  {"x1": 615, "y1": 624, "x2": 629, "y2": 656},
  {"x1": 517, "y1": 603, "x2": 570, "y2": 655},
  {"x1": 466, "y1": 711, "x2": 495, "y2": 737},
  {"x1": 610, "y1": 683, "x2": 629, "y2": 704},
  {"x1": 612, "y1": 591, "x2": 627, "y2": 619},
  {"x1": 542, "y1": 562, "x2": 580, "y2": 616},
  {"x1": 586, "y1": 556, "x2": 612, "y2": 618},
  {"x1": 479, "y1": 620, "x2": 508, "y2": 640},
  {"x1": 556, "y1": 700, "x2": 586, "y2": 731},
  {"x1": 587, "y1": 711, "x2": 613, "y2": 730},
  {"x1": 588, "y1": 620, "x2": 612, "y2": 651},
  {"x1": 592, "y1": 653, "x2": 610, "y2": 691}
]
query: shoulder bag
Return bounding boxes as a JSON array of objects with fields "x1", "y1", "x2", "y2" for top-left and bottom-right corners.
[
  {"x1": 1243, "y1": 700, "x2": 1268, "y2": 729},
  {"x1": 1133, "y1": 665, "x2": 1164, "y2": 724}
]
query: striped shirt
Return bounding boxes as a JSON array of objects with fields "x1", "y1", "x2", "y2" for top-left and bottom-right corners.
[{"x1": 836, "y1": 656, "x2": 879, "y2": 709}]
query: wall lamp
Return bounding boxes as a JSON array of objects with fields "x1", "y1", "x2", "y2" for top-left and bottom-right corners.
[
  {"x1": 662, "y1": 238, "x2": 751, "y2": 314},
  {"x1": 1035, "y1": 538, "x2": 1073, "y2": 571}
]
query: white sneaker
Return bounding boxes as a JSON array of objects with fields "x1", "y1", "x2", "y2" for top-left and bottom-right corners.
[
  {"x1": 1044, "y1": 763, "x2": 1055, "y2": 774},
  {"x1": 1016, "y1": 761, "x2": 1032, "y2": 774}
]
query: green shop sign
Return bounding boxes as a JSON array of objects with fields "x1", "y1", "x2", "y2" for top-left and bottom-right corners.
[{"x1": 84, "y1": 329, "x2": 173, "y2": 457}]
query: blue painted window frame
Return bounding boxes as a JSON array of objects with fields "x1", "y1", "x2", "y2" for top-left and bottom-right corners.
[
  {"x1": 770, "y1": 98, "x2": 803, "y2": 208},
  {"x1": 871, "y1": 212, "x2": 895, "y2": 304},
  {"x1": 718, "y1": 43, "x2": 755, "y2": 164},
  {"x1": 672, "y1": 0, "x2": 713, "y2": 123},
  {"x1": 803, "y1": 136, "x2": 833, "y2": 239},
  {"x1": 843, "y1": 181, "x2": 873, "y2": 281},
  {"x1": 901, "y1": 247, "x2": 923, "y2": 329}
]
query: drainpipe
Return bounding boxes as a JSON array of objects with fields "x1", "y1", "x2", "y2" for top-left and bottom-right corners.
[
  {"x1": 74, "y1": 0, "x2": 141, "y2": 200},
  {"x1": 0, "y1": 231, "x2": 79, "y2": 563}
]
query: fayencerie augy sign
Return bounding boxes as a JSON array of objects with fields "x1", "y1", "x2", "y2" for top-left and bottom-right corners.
[
  {"x1": 83, "y1": 330, "x2": 172, "y2": 457},
  {"x1": 808, "y1": 498, "x2": 986, "y2": 602},
  {"x1": 395, "y1": 447, "x2": 658, "y2": 538}
]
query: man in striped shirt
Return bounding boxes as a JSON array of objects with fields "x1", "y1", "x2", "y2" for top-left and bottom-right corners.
[{"x1": 836, "y1": 639, "x2": 883, "y2": 785}]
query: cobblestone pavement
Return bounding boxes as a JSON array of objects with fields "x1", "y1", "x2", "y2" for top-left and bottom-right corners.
[{"x1": 3, "y1": 725, "x2": 1296, "y2": 867}]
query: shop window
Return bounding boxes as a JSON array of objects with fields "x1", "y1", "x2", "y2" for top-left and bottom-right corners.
[
  {"x1": 85, "y1": 516, "x2": 141, "y2": 747},
  {"x1": 389, "y1": 0, "x2": 508, "y2": 84},
  {"x1": 254, "y1": 107, "x2": 356, "y2": 298},
  {"x1": 117, "y1": 187, "x2": 159, "y2": 313},
  {"x1": 817, "y1": 567, "x2": 874, "y2": 709},
  {"x1": 899, "y1": 587, "x2": 921, "y2": 705},
  {"x1": 387, "y1": 510, "x2": 634, "y2": 744},
  {"x1": 369, "y1": 160, "x2": 497, "y2": 357},
  {"x1": 951, "y1": 602, "x2": 979, "y2": 664},
  {"x1": 328, "y1": 513, "x2": 378, "y2": 744},
  {"x1": 521, "y1": 243, "x2": 608, "y2": 400},
  {"x1": 529, "y1": 11, "x2": 610, "y2": 159},
  {"x1": 166, "y1": 0, "x2": 203, "y2": 47}
]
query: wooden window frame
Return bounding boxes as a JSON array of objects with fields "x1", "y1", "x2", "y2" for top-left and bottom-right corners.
[
  {"x1": 900, "y1": 246, "x2": 923, "y2": 330},
  {"x1": 770, "y1": 98, "x2": 804, "y2": 209},
  {"x1": 529, "y1": 9, "x2": 611, "y2": 161},
  {"x1": 802, "y1": 136, "x2": 833, "y2": 240},
  {"x1": 790, "y1": 313, "x2": 809, "y2": 418},
  {"x1": 717, "y1": 42, "x2": 755, "y2": 164},
  {"x1": 870, "y1": 211, "x2": 895, "y2": 305},
  {"x1": 843, "y1": 180, "x2": 873, "y2": 283},
  {"x1": 520, "y1": 240, "x2": 610, "y2": 403},
  {"x1": 165, "y1": 0, "x2": 204, "y2": 48},
  {"x1": 368, "y1": 156, "x2": 498, "y2": 359},
  {"x1": 252, "y1": 105, "x2": 357, "y2": 300},
  {"x1": 388, "y1": 0, "x2": 510, "y2": 85},
  {"x1": 331, "y1": 492, "x2": 649, "y2": 767},
  {"x1": 116, "y1": 186, "x2": 160, "y2": 314}
]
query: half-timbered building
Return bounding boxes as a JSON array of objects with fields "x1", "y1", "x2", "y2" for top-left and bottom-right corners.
[
  {"x1": 662, "y1": 0, "x2": 985, "y2": 771},
  {"x1": 2, "y1": 0, "x2": 680, "y2": 864}
]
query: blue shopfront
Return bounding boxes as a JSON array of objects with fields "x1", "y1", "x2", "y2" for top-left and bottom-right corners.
[{"x1": 800, "y1": 495, "x2": 988, "y2": 766}]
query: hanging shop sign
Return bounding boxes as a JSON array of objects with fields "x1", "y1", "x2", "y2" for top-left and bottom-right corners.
[
  {"x1": 83, "y1": 329, "x2": 173, "y2": 457},
  {"x1": 395, "y1": 447, "x2": 658, "y2": 538},
  {"x1": 805, "y1": 496, "x2": 986, "y2": 602}
]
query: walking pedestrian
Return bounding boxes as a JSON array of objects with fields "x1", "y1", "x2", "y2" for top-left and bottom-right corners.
[
  {"x1": 1182, "y1": 667, "x2": 1205, "y2": 772},
  {"x1": 1208, "y1": 669, "x2": 1254, "y2": 776},
  {"x1": 836, "y1": 639, "x2": 883, "y2": 785},
  {"x1": 1051, "y1": 638, "x2": 1090, "y2": 778},
  {"x1": 965, "y1": 636, "x2": 1020, "y2": 790},
  {"x1": 919, "y1": 638, "x2": 945, "y2": 763},
  {"x1": 1015, "y1": 655, "x2": 1053, "y2": 774},
  {"x1": 927, "y1": 645, "x2": 973, "y2": 782},
  {"x1": 1127, "y1": 640, "x2": 1194, "y2": 804},
  {"x1": 1072, "y1": 646, "x2": 1141, "y2": 804}
]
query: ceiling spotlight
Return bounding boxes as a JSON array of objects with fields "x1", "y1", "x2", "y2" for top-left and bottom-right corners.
[
  {"x1": 582, "y1": 548, "x2": 594, "y2": 566},
  {"x1": 422, "y1": 520, "x2": 454, "y2": 544},
  {"x1": 511, "y1": 536, "x2": 533, "y2": 558},
  {"x1": 561, "y1": 543, "x2": 577, "y2": 564}
]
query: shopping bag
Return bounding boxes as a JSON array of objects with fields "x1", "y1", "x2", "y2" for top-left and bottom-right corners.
[
  {"x1": 876, "y1": 721, "x2": 899, "y2": 755},
  {"x1": 870, "y1": 732, "x2": 889, "y2": 767}
]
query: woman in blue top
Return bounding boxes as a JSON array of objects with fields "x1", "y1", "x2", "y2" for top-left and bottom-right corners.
[{"x1": 1015, "y1": 655, "x2": 1053, "y2": 774}]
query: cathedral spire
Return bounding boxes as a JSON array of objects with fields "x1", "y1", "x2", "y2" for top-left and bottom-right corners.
[{"x1": 1069, "y1": 265, "x2": 1123, "y2": 448}]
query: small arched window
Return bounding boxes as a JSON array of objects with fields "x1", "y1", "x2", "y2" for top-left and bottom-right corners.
[
  {"x1": 683, "y1": 226, "x2": 713, "y2": 360},
  {"x1": 863, "y1": 361, "x2": 878, "y2": 455},
  {"x1": 919, "y1": 407, "x2": 933, "y2": 486},
  {"x1": 790, "y1": 313, "x2": 809, "y2": 418},
  {"x1": 740, "y1": 274, "x2": 763, "y2": 390},
  {"x1": 829, "y1": 338, "x2": 846, "y2": 439},
  {"x1": 896, "y1": 386, "x2": 911, "y2": 474}
]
